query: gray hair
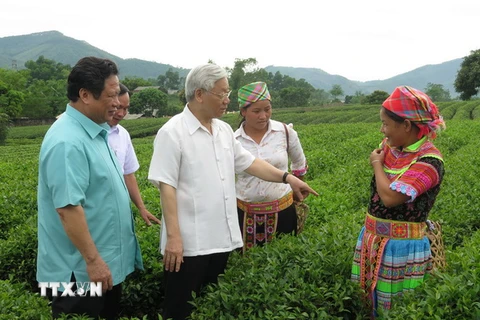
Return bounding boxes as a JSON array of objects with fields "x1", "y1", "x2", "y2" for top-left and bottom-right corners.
[{"x1": 185, "y1": 64, "x2": 228, "y2": 101}]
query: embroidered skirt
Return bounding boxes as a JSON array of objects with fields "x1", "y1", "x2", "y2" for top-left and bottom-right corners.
[
  {"x1": 351, "y1": 214, "x2": 433, "y2": 313},
  {"x1": 237, "y1": 193, "x2": 296, "y2": 253}
]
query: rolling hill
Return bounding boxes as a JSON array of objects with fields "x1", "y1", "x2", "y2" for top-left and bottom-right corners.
[
  {"x1": 0, "y1": 30, "x2": 465, "y2": 96},
  {"x1": 0, "y1": 31, "x2": 189, "y2": 79},
  {"x1": 265, "y1": 58, "x2": 462, "y2": 96}
]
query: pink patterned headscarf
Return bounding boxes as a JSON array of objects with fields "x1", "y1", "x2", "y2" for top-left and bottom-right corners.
[
  {"x1": 238, "y1": 82, "x2": 271, "y2": 109},
  {"x1": 382, "y1": 86, "x2": 446, "y2": 139}
]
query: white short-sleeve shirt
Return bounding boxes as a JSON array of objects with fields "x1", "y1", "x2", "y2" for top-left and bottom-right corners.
[
  {"x1": 148, "y1": 105, "x2": 255, "y2": 256},
  {"x1": 108, "y1": 124, "x2": 140, "y2": 175},
  {"x1": 234, "y1": 119, "x2": 307, "y2": 202}
]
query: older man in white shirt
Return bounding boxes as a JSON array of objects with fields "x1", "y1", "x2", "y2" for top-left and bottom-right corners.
[
  {"x1": 148, "y1": 64, "x2": 317, "y2": 320},
  {"x1": 108, "y1": 83, "x2": 160, "y2": 226}
]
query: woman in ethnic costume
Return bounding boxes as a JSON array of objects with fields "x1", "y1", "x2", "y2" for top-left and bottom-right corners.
[
  {"x1": 235, "y1": 82, "x2": 308, "y2": 252},
  {"x1": 351, "y1": 86, "x2": 446, "y2": 316}
]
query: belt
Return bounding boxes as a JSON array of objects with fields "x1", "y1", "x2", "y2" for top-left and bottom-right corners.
[
  {"x1": 237, "y1": 192, "x2": 293, "y2": 214},
  {"x1": 365, "y1": 213, "x2": 426, "y2": 239}
]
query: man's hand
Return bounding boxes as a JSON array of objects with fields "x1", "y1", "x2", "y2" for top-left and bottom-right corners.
[
  {"x1": 57, "y1": 205, "x2": 113, "y2": 293},
  {"x1": 163, "y1": 236, "x2": 183, "y2": 272},
  {"x1": 286, "y1": 174, "x2": 318, "y2": 202},
  {"x1": 86, "y1": 256, "x2": 113, "y2": 293}
]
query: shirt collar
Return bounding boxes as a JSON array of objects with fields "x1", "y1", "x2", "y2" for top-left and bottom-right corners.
[
  {"x1": 234, "y1": 123, "x2": 246, "y2": 139},
  {"x1": 183, "y1": 104, "x2": 221, "y2": 136},
  {"x1": 109, "y1": 124, "x2": 120, "y2": 134},
  {"x1": 65, "y1": 104, "x2": 110, "y2": 139},
  {"x1": 269, "y1": 120, "x2": 285, "y2": 132},
  {"x1": 234, "y1": 119, "x2": 282, "y2": 139},
  {"x1": 402, "y1": 136, "x2": 428, "y2": 152}
]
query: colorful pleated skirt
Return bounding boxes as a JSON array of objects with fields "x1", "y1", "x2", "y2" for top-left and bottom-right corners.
[{"x1": 351, "y1": 215, "x2": 433, "y2": 314}]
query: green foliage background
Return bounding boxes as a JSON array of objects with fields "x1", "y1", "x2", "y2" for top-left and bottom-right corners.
[{"x1": 1, "y1": 101, "x2": 480, "y2": 319}]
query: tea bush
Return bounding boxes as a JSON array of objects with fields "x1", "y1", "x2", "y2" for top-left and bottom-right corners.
[
  {"x1": 382, "y1": 230, "x2": 480, "y2": 319},
  {"x1": 0, "y1": 280, "x2": 50, "y2": 320},
  {"x1": 2, "y1": 103, "x2": 480, "y2": 318},
  {"x1": 190, "y1": 214, "x2": 371, "y2": 319},
  {"x1": 0, "y1": 216, "x2": 38, "y2": 290}
]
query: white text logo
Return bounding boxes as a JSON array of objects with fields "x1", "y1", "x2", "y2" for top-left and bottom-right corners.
[{"x1": 38, "y1": 282, "x2": 103, "y2": 297}]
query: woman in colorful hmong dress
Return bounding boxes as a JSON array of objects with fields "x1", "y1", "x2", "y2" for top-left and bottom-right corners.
[
  {"x1": 351, "y1": 86, "x2": 446, "y2": 315},
  {"x1": 235, "y1": 82, "x2": 308, "y2": 252}
]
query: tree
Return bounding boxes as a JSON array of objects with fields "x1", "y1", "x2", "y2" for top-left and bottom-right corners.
[
  {"x1": 0, "y1": 113, "x2": 9, "y2": 145},
  {"x1": 454, "y1": 49, "x2": 480, "y2": 100},
  {"x1": 0, "y1": 68, "x2": 28, "y2": 91},
  {"x1": 227, "y1": 58, "x2": 257, "y2": 89},
  {"x1": 329, "y1": 84, "x2": 344, "y2": 102},
  {"x1": 364, "y1": 90, "x2": 390, "y2": 104},
  {"x1": 308, "y1": 89, "x2": 329, "y2": 107},
  {"x1": 270, "y1": 71, "x2": 284, "y2": 91},
  {"x1": 165, "y1": 68, "x2": 181, "y2": 90},
  {"x1": 424, "y1": 83, "x2": 451, "y2": 102},
  {"x1": 278, "y1": 87, "x2": 310, "y2": 108},
  {"x1": 0, "y1": 70, "x2": 28, "y2": 118},
  {"x1": 24, "y1": 56, "x2": 70, "y2": 82},
  {"x1": 222, "y1": 57, "x2": 316, "y2": 110},
  {"x1": 2, "y1": 60, "x2": 69, "y2": 118},
  {"x1": 0, "y1": 89, "x2": 25, "y2": 118},
  {"x1": 345, "y1": 92, "x2": 365, "y2": 104},
  {"x1": 157, "y1": 74, "x2": 167, "y2": 88},
  {"x1": 22, "y1": 79, "x2": 68, "y2": 118},
  {"x1": 351, "y1": 91, "x2": 366, "y2": 104},
  {"x1": 130, "y1": 88, "x2": 169, "y2": 117}
]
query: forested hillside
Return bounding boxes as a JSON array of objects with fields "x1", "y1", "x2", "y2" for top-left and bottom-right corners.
[{"x1": 0, "y1": 30, "x2": 465, "y2": 95}]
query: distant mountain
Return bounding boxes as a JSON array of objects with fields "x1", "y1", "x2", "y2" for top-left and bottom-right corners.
[
  {"x1": 0, "y1": 30, "x2": 463, "y2": 96},
  {"x1": 0, "y1": 31, "x2": 189, "y2": 79},
  {"x1": 361, "y1": 59, "x2": 462, "y2": 96},
  {"x1": 265, "y1": 59, "x2": 462, "y2": 97},
  {"x1": 265, "y1": 66, "x2": 364, "y2": 95}
]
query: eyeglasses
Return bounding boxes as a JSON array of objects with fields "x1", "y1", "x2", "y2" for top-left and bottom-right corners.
[{"x1": 206, "y1": 90, "x2": 232, "y2": 100}]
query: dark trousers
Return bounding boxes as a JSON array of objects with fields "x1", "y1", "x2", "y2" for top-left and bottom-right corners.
[
  {"x1": 162, "y1": 251, "x2": 230, "y2": 320},
  {"x1": 50, "y1": 276, "x2": 122, "y2": 320}
]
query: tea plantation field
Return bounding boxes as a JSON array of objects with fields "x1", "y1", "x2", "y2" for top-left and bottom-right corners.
[{"x1": 1, "y1": 102, "x2": 480, "y2": 319}]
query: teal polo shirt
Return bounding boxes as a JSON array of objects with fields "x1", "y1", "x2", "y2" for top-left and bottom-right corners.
[{"x1": 37, "y1": 105, "x2": 143, "y2": 286}]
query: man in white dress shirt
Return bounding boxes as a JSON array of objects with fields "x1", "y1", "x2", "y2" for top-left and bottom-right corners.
[
  {"x1": 108, "y1": 83, "x2": 160, "y2": 226},
  {"x1": 148, "y1": 64, "x2": 317, "y2": 320}
]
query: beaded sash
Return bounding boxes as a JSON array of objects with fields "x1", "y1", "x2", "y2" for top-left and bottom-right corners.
[
  {"x1": 365, "y1": 213, "x2": 426, "y2": 240},
  {"x1": 237, "y1": 192, "x2": 293, "y2": 214}
]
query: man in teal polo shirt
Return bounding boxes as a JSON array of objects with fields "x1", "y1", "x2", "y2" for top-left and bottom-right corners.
[{"x1": 37, "y1": 56, "x2": 143, "y2": 319}]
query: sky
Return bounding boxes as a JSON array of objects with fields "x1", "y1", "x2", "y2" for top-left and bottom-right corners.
[{"x1": 1, "y1": 0, "x2": 479, "y2": 82}]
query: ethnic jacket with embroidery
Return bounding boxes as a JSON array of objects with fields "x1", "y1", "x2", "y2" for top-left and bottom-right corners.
[{"x1": 368, "y1": 137, "x2": 444, "y2": 222}]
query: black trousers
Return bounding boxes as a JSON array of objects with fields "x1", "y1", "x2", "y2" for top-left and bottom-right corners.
[
  {"x1": 162, "y1": 251, "x2": 230, "y2": 320},
  {"x1": 49, "y1": 275, "x2": 122, "y2": 320}
]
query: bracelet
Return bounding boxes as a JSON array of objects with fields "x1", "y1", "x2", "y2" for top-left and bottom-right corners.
[
  {"x1": 282, "y1": 172, "x2": 290, "y2": 184},
  {"x1": 371, "y1": 160, "x2": 381, "y2": 165}
]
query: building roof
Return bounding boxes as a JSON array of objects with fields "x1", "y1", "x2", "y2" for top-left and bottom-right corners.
[
  {"x1": 133, "y1": 86, "x2": 162, "y2": 93},
  {"x1": 124, "y1": 113, "x2": 144, "y2": 120}
]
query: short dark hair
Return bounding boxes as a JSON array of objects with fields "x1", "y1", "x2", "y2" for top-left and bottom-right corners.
[
  {"x1": 383, "y1": 107, "x2": 420, "y2": 131},
  {"x1": 383, "y1": 107, "x2": 405, "y2": 123},
  {"x1": 119, "y1": 83, "x2": 129, "y2": 96},
  {"x1": 67, "y1": 57, "x2": 119, "y2": 102}
]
